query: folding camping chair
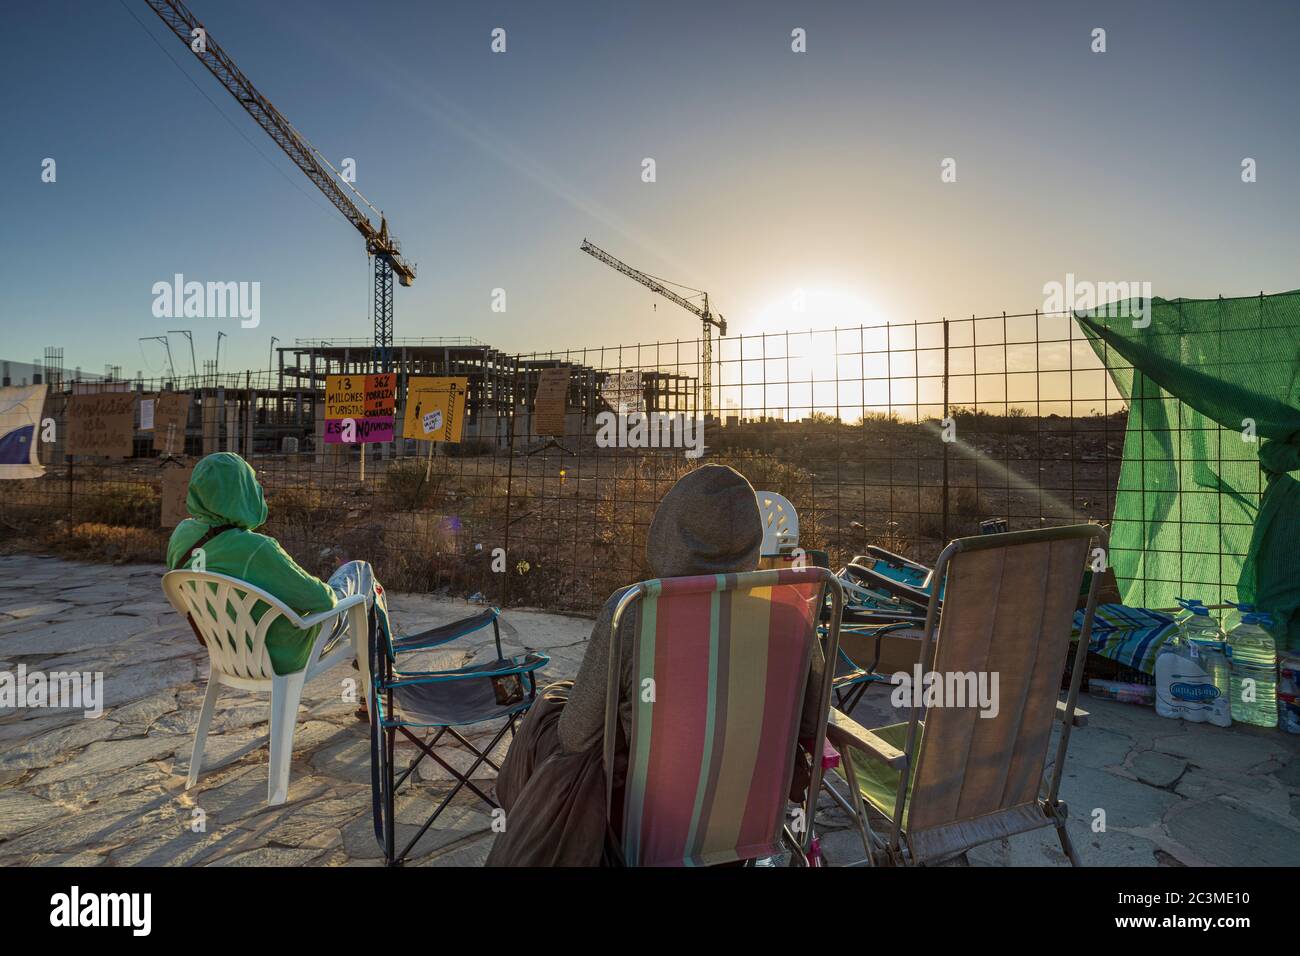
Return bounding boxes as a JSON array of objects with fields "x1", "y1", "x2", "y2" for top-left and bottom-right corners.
[
  {"x1": 822, "y1": 525, "x2": 1104, "y2": 866},
  {"x1": 603, "y1": 566, "x2": 844, "y2": 866},
  {"x1": 369, "y1": 607, "x2": 548, "y2": 866}
]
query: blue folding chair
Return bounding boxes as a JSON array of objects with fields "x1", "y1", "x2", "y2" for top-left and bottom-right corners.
[
  {"x1": 845, "y1": 548, "x2": 944, "y2": 610},
  {"x1": 369, "y1": 606, "x2": 548, "y2": 866}
]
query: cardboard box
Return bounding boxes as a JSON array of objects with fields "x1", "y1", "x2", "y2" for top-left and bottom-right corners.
[{"x1": 838, "y1": 624, "x2": 933, "y2": 677}]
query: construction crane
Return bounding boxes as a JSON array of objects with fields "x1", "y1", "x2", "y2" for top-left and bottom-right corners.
[
  {"x1": 142, "y1": 0, "x2": 415, "y2": 371},
  {"x1": 579, "y1": 239, "x2": 725, "y2": 418}
]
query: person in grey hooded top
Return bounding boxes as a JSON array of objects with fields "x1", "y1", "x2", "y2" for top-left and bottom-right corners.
[{"x1": 486, "y1": 463, "x2": 824, "y2": 866}]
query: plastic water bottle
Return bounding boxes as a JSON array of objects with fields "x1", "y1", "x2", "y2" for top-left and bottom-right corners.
[
  {"x1": 1221, "y1": 601, "x2": 1255, "y2": 636},
  {"x1": 1178, "y1": 603, "x2": 1223, "y2": 646},
  {"x1": 1200, "y1": 642, "x2": 1233, "y2": 727},
  {"x1": 1227, "y1": 613, "x2": 1278, "y2": 728},
  {"x1": 1185, "y1": 606, "x2": 1233, "y2": 727},
  {"x1": 1155, "y1": 606, "x2": 1231, "y2": 726},
  {"x1": 1173, "y1": 597, "x2": 1206, "y2": 628}
]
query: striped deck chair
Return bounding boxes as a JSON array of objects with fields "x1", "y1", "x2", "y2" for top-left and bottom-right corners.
[
  {"x1": 822, "y1": 525, "x2": 1104, "y2": 866},
  {"x1": 603, "y1": 566, "x2": 844, "y2": 867}
]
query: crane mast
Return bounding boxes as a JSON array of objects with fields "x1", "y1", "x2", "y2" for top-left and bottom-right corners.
[
  {"x1": 142, "y1": 0, "x2": 415, "y2": 370},
  {"x1": 579, "y1": 239, "x2": 724, "y2": 418}
]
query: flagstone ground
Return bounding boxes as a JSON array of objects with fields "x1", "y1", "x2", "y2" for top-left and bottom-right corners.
[{"x1": 1, "y1": 555, "x2": 1297, "y2": 867}]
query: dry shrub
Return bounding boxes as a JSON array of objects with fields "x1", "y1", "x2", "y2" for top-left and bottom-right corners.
[
  {"x1": 379, "y1": 459, "x2": 451, "y2": 512},
  {"x1": 875, "y1": 526, "x2": 912, "y2": 557},
  {"x1": 713, "y1": 451, "x2": 809, "y2": 502},
  {"x1": 266, "y1": 484, "x2": 346, "y2": 523},
  {"x1": 64, "y1": 522, "x2": 166, "y2": 563},
  {"x1": 915, "y1": 483, "x2": 982, "y2": 541},
  {"x1": 73, "y1": 482, "x2": 159, "y2": 528},
  {"x1": 915, "y1": 483, "x2": 979, "y2": 518},
  {"x1": 444, "y1": 439, "x2": 496, "y2": 458},
  {"x1": 379, "y1": 511, "x2": 465, "y2": 593},
  {"x1": 261, "y1": 484, "x2": 354, "y2": 578}
]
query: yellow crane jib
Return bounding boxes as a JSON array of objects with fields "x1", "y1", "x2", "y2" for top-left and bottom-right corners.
[
  {"x1": 142, "y1": 0, "x2": 414, "y2": 367},
  {"x1": 579, "y1": 239, "x2": 724, "y2": 418}
]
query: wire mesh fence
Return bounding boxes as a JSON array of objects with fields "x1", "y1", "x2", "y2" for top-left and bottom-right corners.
[{"x1": 1, "y1": 310, "x2": 1168, "y2": 613}]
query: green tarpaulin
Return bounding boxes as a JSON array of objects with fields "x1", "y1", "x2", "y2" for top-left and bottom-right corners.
[{"x1": 1077, "y1": 291, "x2": 1300, "y2": 651}]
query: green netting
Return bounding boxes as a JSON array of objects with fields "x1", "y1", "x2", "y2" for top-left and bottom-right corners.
[{"x1": 1077, "y1": 291, "x2": 1300, "y2": 651}]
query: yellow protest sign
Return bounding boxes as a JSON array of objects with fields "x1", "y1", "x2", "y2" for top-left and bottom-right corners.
[{"x1": 403, "y1": 377, "x2": 468, "y2": 443}]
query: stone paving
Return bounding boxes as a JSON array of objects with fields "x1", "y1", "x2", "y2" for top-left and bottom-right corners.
[{"x1": 1, "y1": 554, "x2": 1298, "y2": 867}]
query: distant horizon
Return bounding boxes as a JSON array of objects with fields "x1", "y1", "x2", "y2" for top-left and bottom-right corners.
[{"x1": 1, "y1": 300, "x2": 1135, "y2": 421}]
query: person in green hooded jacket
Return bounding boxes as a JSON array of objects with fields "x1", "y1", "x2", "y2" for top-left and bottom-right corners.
[{"x1": 166, "y1": 452, "x2": 390, "y2": 683}]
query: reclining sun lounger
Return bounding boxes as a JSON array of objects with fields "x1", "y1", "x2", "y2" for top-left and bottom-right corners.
[{"x1": 845, "y1": 547, "x2": 943, "y2": 609}]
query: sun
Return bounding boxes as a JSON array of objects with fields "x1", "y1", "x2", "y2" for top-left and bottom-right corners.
[{"x1": 714, "y1": 287, "x2": 890, "y2": 421}]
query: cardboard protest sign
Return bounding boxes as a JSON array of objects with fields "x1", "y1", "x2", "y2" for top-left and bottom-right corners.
[
  {"x1": 152, "y1": 392, "x2": 191, "y2": 454},
  {"x1": 160, "y1": 460, "x2": 196, "y2": 528},
  {"x1": 533, "y1": 367, "x2": 570, "y2": 437},
  {"x1": 0, "y1": 384, "x2": 46, "y2": 479},
  {"x1": 325, "y1": 373, "x2": 396, "y2": 444},
  {"x1": 66, "y1": 392, "x2": 136, "y2": 458},
  {"x1": 402, "y1": 376, "x2": 468, "y2": 443}
]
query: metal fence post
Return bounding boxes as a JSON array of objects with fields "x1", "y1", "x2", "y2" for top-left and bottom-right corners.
[
  {"x1": 942, "y1": 318, "x2": 950, "y2": 542},
  {"x1": 500, "y1": 359, "x2": 520, "y2": 608}
]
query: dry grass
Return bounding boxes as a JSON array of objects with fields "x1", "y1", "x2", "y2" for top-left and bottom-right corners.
[
  {"x1": 71, "y1": 481, "x2": 160, "y2": 528},
  {"x1": 65, "y1": 522, "x2": 167, "y2": 563},
  {"x1": 0, "y1": 411, "x2": 1120, "y2": 612},
  {"x1": 0, "y1": 450, "x2": 913, "y2": 609}
]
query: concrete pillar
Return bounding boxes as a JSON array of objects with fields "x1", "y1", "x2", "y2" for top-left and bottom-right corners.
[
  {"x1": 201, "y1": 390, "x2": 221, "y2": 456},
  {"x1": 225, "y1": 397, "x2": 239, "y2": 453},
  {"x1": 244, "y1": 389, "x2": 256, "y2": 458}
]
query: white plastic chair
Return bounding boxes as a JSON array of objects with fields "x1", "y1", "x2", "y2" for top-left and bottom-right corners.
[
  {"x1": 162, "y1": 570, "x2": 371, "y2": 805},
  {"x1": 756, "y1": 490, "x2": 799, "y2": 556}
]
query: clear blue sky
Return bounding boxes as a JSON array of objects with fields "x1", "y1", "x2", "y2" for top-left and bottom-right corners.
[{"x1": 2, "y1": 0, "x2": 1297, "y2": 377}]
